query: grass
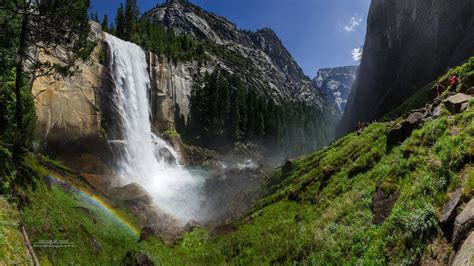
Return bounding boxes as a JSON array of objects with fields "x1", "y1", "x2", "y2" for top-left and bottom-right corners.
[{"x1": 0, "y1": 196, "x2": 31, "y2": 265}]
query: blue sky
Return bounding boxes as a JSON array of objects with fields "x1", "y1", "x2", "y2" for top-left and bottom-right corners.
[{"x1": 90, "y1": 0, "x2": 370, "y2": 77}]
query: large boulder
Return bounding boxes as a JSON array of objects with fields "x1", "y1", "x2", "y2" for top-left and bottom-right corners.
[
  {"x1": 80, "y1": 172, "x2": 120, "y2": 193},
  {"x1": 386, "y1": 112, "x2": 424, "y2": 145},
  {"x1": 372, "y1": 186, "x2": 400, "y2": 224},
  {"x1": 108, "y1": 183, "x2": 152, "y2": 204},
  {"x1": 439, "y1": 189, "x2": 462, "y2": 237},
  {"x1": 452, "y1": 231, "x2": 474, "y2": 266},
  {"x1": 444, "y1": 93, "x2": 473, "y2": 114},
  {"x1": 452, "y1": 199, "x2": 474, "y2": 250}
]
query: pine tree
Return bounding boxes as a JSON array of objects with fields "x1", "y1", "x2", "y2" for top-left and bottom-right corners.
[
  {"x1": 101, "y1": 15, "x2": 109, "y2": 32},
  {"x1": 90, "y1": 12, "x2": 99, "y2": 22},
  {"x1": 124, "y1": 0, "x2": 139, "y2": 41},
  {"x1": 2, "y1": 0, "x2": 92, "y2": 163},
  {"x1": 115, "y1": 4, "x2": 125, "y2": 39},
  {"x1": 229, "y1": 91, "x2": 240, "y2": 141}
]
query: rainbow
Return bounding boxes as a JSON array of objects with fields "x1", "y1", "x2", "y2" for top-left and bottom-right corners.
[{"x1": 48, "y1": 174, "x2": 141, "y2": 238}]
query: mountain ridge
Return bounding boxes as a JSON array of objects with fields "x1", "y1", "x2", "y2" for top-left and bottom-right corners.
[{"x1": 142, "y1": 0, "x2": 334, "y2": 108}]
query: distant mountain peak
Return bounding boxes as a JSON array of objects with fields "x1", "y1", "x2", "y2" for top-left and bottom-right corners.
[
  {"x1": 313, "y1": 66, "x2": 358, "y2": 113},
  {"x1": 165, "y1": 0, "x2": 188, "y2": 5}
]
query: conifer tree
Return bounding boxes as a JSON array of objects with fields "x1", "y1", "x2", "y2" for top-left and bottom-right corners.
[
  {"x1": 115, "y1": 4, "x2": 125, "y2": 39},
  {"x1": 2, "y1": 0, "x2": 92, "y2": 162},
  {"x1": 124, "y1": 0, "x2": 139, "y2": 41},
  {"x1": 101, "y1": 14, "x2": 109, "y2": 32}
]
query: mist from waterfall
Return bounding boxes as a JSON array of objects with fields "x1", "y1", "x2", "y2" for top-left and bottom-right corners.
[{"x1": 104, "y1": 33, "x2": 204, "y2": 223}]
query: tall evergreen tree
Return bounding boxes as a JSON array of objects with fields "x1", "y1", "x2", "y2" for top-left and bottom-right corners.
[
  {"x1": 115, "y1": 4, "x2": 125, "y2": 39},
  {"x1": 2, "y1": 0, "x2": 92, "y2": 162},
  {"x1": 101, "y1": 14, "x2": 109, "y2": 32},
  {"x1": 124, "y1": 0, "x2": 139, "y2": 41}
]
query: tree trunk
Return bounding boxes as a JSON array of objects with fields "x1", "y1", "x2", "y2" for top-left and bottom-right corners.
[{"x1": 13, "y1": 10, "x2": 28, "y2": 164}]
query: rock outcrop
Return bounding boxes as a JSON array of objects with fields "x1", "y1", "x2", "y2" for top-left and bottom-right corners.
[
  {"x1": 386, "y1": 112, "x2": 424, "y2": 146},
  {"x1": 439, "y1": 189, "x2": 462, "y2": 237},
  {"x1": 147, "y1": 53, "x2": 213, "y2": 132},
  {"x1": 372, "y1": 186, "x2": 399, "y2": 224},
  {"x1": 108, "y1": 182, "x2": 153, "y2": 204},
  {"x1": 452, "y1": 199, "x2": 474, "y2": 250},
  {"x1": 339, "y1": 0, "x2": 474, "y2": 135},
  {"x1": 313, "y1": 66, "x2": 358, "y2": 113},
  {"x1": 452, "y1": 231, "x2": 474, "y2": 266},
  {"x1": 444, "y1": 93, "x2": 473, "y2": 114},
  {"x1": 32, "y1": 22, "x2": 111, "y2": 167}
]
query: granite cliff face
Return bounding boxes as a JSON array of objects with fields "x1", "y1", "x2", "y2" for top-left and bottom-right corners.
[
  {"x1": 146, "y1": 53, "x2": 213, "y2": 132},
  {"x1": 143, "y1": 0, "x2": 333, "y2": 108},
  {"x1": 313, "y1": 66, "x2": 358, "y2": 113},
  {"x1": 32, "y1": 22, "x2": 111, "y2": 168},
  {"x1": 339, "y1": 0, "x2": 474, "y2": 134}
]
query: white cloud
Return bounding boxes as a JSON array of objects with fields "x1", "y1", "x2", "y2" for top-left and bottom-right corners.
[
  {"x1": 344, "y1": 15, "x2": 363, "y2": 32},
  {"x1": 352, "y1": 47, "x2": 363, "y2": 61}
]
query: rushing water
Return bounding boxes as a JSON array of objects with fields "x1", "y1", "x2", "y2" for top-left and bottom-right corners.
[{"x1": 105, "y1": 33, "x2": 204, "y2": 223}]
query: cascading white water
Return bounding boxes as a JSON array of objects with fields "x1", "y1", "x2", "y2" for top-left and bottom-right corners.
[{"x1": 105, "y1": 33, "x2": 204, "y2": 223}]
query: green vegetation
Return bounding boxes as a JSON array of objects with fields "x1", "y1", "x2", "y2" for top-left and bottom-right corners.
[
  {"x1": 0, "y1": 196, "x2": 30, "y2": 264},
  {"x1": 164, "y1": 129, "x2": 179, "y2": 139},
  {"x1": 187, "y1": 70, "x2": 333, "y2": 155}
]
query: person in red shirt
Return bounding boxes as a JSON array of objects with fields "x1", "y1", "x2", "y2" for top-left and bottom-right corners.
[{"x1": 449, "y1": 74, "x2": 458, "y2": 92}]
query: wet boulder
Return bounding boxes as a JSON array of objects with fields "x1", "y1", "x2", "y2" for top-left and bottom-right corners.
[
  {"x1": 387, "y1": 112, "x2": 424, "y2": 145},
  {"x1": 452, "y1": 199, "x2": 474, "y2": 250},
  {"x1": 452, "y1": 231, "x2": 474, "y2": 266},
  {"x1": 157, "y1": 148, "x2": 177, "y2": 165},
  {"x1": 108, "y1": 182, "x2": 152, "y2": 204},
  {"x1": 443, "y1": 93, "x2": 473, "y2": 114}
]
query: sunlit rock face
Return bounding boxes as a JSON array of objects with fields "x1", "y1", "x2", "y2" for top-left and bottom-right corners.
[
  {"x1": 339, "y1": 0, "x2": 474, "y2": 135},
  {"x1": 32, "y1": 22, "x2": 110, "y2": 165},
  {"x1": 313, "y1": 66, "x2": 358, "y2": 113},
  {"x1": 146, "y1": 53, "x2": 214, "y2": 132}
]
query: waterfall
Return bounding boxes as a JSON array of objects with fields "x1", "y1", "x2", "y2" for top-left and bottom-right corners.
[{"x1": 104, "y1": 33, "x2": 204, "y2": 223}]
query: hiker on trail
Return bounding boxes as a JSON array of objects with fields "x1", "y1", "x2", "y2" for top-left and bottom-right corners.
[
  {"x1": 433, "y1": 82, "x2": 444, "y2": 97},
  {"x1": 449, "y1": 74, "x2": 459, "y2": 92}
]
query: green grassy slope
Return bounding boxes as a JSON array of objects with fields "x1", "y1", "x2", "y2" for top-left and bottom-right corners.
[{"x1": 0, "y1": 196, "x2": 31, "y2": 264}]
